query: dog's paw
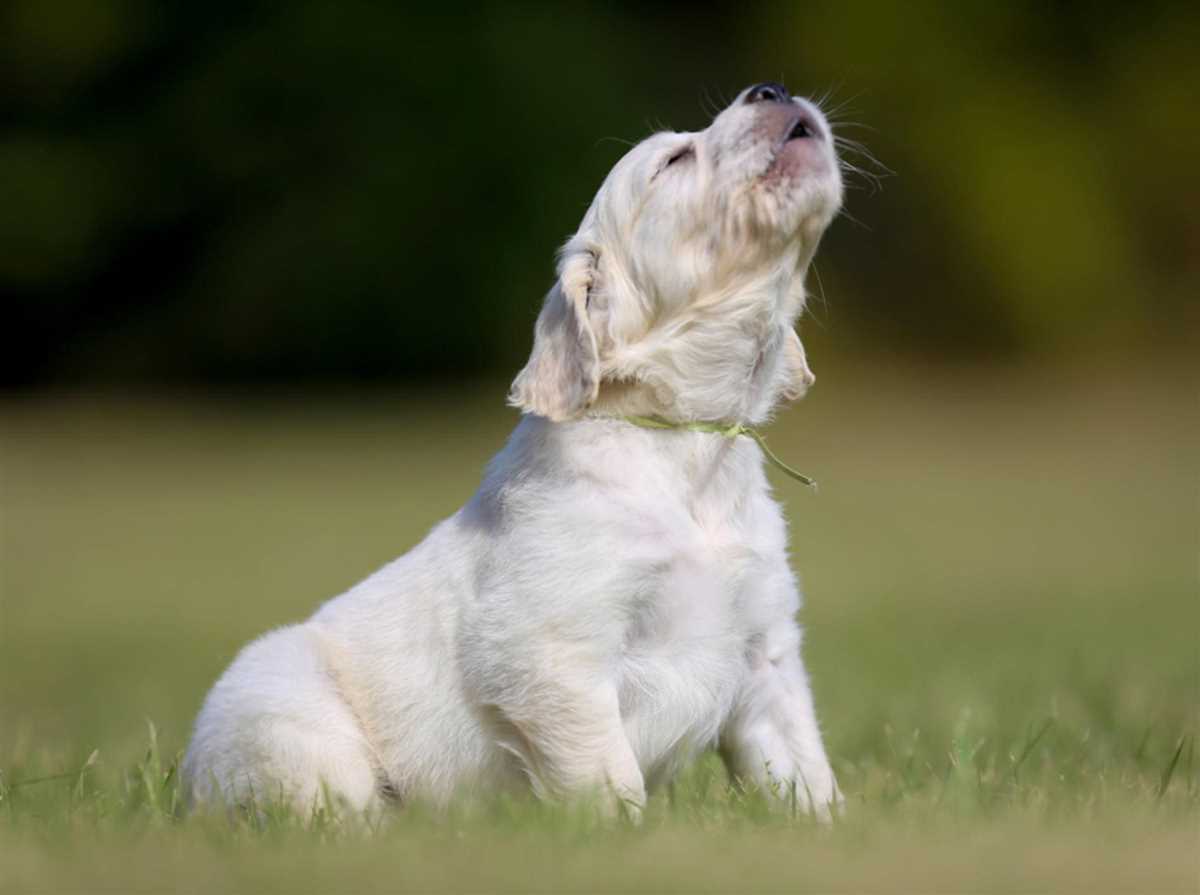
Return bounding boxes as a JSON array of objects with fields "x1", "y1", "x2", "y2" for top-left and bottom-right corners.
[{"x1": 777, "y1": 763, "x2": 843, "y2": 823}]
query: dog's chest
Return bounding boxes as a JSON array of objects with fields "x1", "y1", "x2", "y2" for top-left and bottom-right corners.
[{"x1": 617, "y1": 506, "x2": 773, "y2": 778}]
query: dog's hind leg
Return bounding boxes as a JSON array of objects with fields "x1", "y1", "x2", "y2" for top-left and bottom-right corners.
[{"x1": 182, "y1": 624, "x2": 383, "y2": 819}]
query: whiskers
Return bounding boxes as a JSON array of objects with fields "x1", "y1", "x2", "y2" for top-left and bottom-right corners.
[
  {"x1": 699, "y1": 85, "x2": 732, "y2": 120},
  {"x1": 805, "y1": 261, "x2": 830, "y2": 331},
  {"x1": 812, "y1": 87, "x2": 893, "y2": 198},
  {"x1": 596, "y1": 135, "x2": 638, "y2": 151},
  {"x1": 833, "y1": 133, "x2": 891, "y2": 197}
]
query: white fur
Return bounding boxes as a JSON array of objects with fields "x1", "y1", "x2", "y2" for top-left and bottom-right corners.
[{"x1": 183, "y1": 85, "x2": 844, "y2": 820}]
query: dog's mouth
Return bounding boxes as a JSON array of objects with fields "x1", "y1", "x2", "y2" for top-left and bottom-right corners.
[
  {"x1": 785, "y1": 116, "x2": 815, "y2": 142},
  {"x1": 763, "y1": 110, "x2": 826, "y2": 182}
]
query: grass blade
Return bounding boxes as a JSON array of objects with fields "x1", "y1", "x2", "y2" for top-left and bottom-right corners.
[
  {"x1": 1156, "y1": 736, "x2": 1187, "y2": 800},
  {"x1": 1009, "y1": 718, "x2": 1054, "y2": 783}
]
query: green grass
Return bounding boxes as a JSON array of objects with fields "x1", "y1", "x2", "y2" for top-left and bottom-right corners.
[{"x1": 2, "y1": 357, "x2": 1197, "y2": 892}]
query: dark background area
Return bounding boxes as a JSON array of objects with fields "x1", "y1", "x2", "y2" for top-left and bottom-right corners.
[{"x1": 4, "y1": 1, "x2": 1198, "y2": 388}]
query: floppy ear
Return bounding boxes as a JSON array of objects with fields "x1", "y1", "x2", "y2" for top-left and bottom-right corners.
[
  {"x1": 780, "y1": 327, "x2": 815, "y2": 401},
  {"x1": 508, "y1": 250, "x2": 601, "y2": 421}
]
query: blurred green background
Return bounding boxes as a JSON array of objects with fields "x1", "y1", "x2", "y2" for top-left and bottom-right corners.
[
  {"x1": 3, "y1": 1, "x2": 1197, "y2": 387},
  {"x1": 2, "y1": 3, "x2": 1198, "y2": 891}
]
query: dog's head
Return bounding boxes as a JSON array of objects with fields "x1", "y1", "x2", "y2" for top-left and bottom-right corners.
[{"x1": 511, "y1": 83, "x2": 842, "y2": 424}]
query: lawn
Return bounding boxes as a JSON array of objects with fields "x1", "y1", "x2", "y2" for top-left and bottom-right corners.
[{"x1": 2, "y1": 356, "x2": 1196, "y2": 893}]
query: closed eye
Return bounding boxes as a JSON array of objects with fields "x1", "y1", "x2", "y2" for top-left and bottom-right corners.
[{"x1": 664, "y1": 145, "x2": 694, "y2": 169}]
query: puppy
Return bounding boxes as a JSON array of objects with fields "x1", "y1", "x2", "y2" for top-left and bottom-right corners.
[{"x1": 183, "y1": 82, "x2": 843, "y2": 820}]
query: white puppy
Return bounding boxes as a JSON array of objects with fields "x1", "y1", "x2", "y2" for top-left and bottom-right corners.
[{"x1": 183, "y1": 82, "x2": 844, "y2": 820}]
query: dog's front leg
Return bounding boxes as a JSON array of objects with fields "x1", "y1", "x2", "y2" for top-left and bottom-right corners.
[
  {"x1": 497, "y1": 673, "x2": 646, "y2": 820},
  {"x1": 720, "y1": 622, "x2": 841, "y2": 821}
]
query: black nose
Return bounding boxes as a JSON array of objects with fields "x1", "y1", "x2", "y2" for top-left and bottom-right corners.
[{"x1": 745, "y1": 82, "x2": 791, "y2": 104}]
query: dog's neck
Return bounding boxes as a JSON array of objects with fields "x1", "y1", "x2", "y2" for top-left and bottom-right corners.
[{"x1": 589, "y1": 264, "x2": 806, "y2": 426}]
